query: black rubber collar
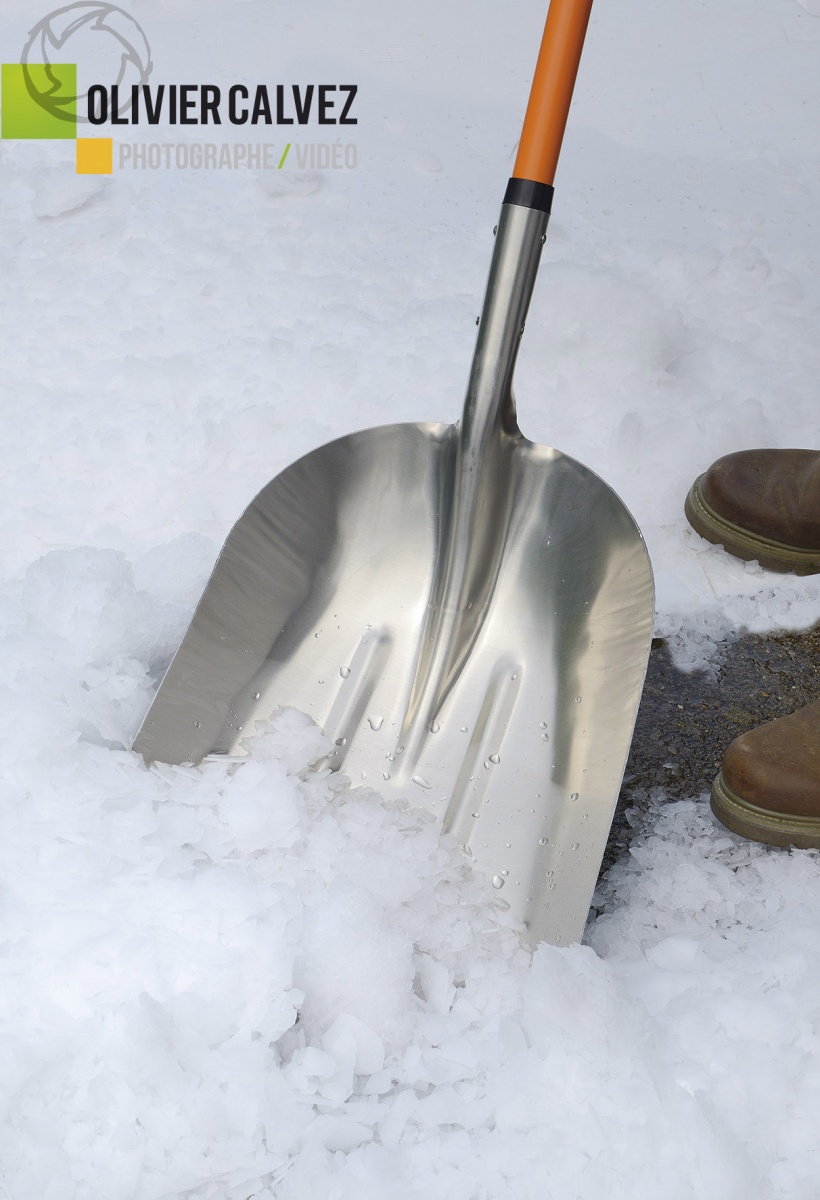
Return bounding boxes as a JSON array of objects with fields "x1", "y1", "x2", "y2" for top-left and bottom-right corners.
[{"x1": 502, "y1": 178, "x2": 554, "y2": 213}]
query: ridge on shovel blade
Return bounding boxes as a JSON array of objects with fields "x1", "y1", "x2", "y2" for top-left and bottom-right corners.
[{"x1": 134, "y1": 200, "x2": 654, "y2": 948}]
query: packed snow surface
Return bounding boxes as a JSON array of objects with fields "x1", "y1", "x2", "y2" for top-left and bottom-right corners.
[{"x1": 1, "y1": 0, "x2": 820, "y2": 1195}]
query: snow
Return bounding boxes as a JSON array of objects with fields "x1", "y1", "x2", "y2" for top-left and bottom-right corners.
[{"x1": 1, "y1": 0, "x2": 819, "y2": 1195}]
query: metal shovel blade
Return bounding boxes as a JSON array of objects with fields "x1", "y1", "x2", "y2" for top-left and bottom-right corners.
[{"x1": 134, "y1": 202, "x2": 654, "y2": 947}]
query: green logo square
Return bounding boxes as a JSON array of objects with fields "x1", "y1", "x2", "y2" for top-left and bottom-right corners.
[{"x1": 1, "y1": 63, "x2": 77, "y2": 139}]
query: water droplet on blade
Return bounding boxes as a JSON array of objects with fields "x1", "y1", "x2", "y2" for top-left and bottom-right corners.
[
  {"x1": 368, "y1": 715, "x2": 384, "y2": 731},
  {"x1": 335, "y1": 737, "x2": 347, "y2": 747},
  {"x1": 539, "y1": 837, "x2": 548, "y2": 846},
  {"x1": 429, "y1": 720, "x2": 440, "y2": 734},
  {"x1": 412, "y1": 775, "x2": 432, "y2": 789},
  {"x1": 489, "y1": 753, "x2": 500, "y2": 765},
  {"x1": 491, "y1": 875, "x2": 505, "y2": 889},
  {"x1": 340, "y1": 666, "x2": 351, "y2": 679}
]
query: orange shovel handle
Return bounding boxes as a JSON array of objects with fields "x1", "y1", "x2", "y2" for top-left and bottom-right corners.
[{"x1": 513, "y1": 0, "x2": 594, "y2": 187}]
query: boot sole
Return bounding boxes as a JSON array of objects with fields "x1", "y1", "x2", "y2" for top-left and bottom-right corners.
[
  {"x1": 711, "y1": 770, "x2": 820, "y2": 849},
  {"x1": 685, "y1": 476, "x2": 820, "y2": 575}
]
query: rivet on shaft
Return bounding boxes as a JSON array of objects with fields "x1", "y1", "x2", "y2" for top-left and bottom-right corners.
[
  {"x1": 493, "y1": 225, "x2": 498, "y2": 236},
  {"x1": 541, "y1": 234, "x2": 546, "y2": 244},
  {"x1": 475, "y1": 316, "x2": 480, "y2": 326}
]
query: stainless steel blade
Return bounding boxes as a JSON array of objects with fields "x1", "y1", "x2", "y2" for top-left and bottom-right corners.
[{"x1": 134, "y1": 201, "x2": 654, "y2": 946}]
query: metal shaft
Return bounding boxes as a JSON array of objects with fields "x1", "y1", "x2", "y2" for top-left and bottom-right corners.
[{"x1": 399, "y1": 202, "x2": 549, "y2": 756}]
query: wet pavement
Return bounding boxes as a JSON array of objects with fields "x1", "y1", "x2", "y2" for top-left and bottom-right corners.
[{"x1": 602, "y1": 624, "x2": 820, "y2": 873}]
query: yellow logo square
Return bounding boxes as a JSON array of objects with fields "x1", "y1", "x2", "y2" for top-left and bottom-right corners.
[{"x1": 76, "y1": 137, "x2": 112, "y2": 174}]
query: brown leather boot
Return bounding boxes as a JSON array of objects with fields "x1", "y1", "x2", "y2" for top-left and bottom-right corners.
[
  {"x1": 684, "y1": 449, "x2": 820, "y2": 574},
  {"x1": 711, "y1": 699, "x2": 820, "y2": 847}
]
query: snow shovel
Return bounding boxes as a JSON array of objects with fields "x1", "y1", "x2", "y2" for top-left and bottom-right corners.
[{"x1": 134, "y1": 0, "x2": 654, "y2": 947}]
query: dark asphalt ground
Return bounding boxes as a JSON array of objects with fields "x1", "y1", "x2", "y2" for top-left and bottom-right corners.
[{"x1": 601, "y1": 623, "x2": 820, "y2": 874}]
